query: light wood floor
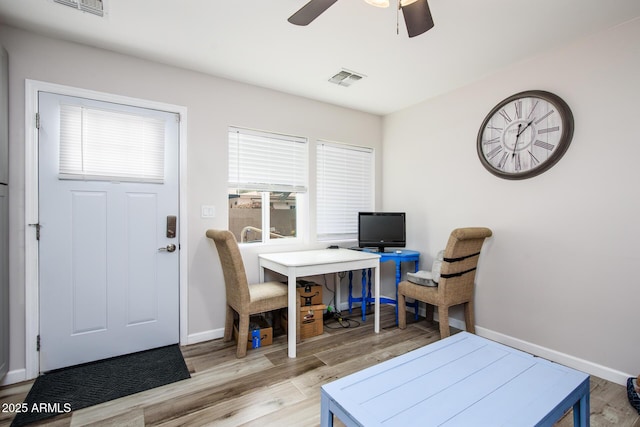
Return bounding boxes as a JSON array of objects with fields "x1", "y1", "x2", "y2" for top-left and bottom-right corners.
[{"x1": 1, "y1": 306, "x2": 639, "y2": 426}]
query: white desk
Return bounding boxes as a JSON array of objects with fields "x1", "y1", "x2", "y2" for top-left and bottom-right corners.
[{"x1": 259, "y1": 248, "x2": 381, "y2": 358}]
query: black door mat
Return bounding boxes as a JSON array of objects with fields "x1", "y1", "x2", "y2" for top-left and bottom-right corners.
[{"x1": 10, "y1": 344, "x2": 190, "y2": 426}]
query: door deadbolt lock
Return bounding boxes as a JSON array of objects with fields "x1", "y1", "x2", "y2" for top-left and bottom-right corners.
[
  {"x1": 158, "y1": 244, "x2": 177, "y2": 253},
  {"x1": 166, "y1": 215, "x2": 176, "y2": 238}
]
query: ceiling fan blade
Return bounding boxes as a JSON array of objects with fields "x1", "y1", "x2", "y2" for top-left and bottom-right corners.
[
  {"x1": 401, "y1": 0, "x2": 434, "y2": 38},
  {"x1": 288, "y1": 0, "x2": 339, "y2": 26}
]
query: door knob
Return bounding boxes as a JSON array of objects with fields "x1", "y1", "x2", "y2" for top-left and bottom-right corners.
[{"x1": 158, "y1": 244, "x2": 177, "y2": 253}]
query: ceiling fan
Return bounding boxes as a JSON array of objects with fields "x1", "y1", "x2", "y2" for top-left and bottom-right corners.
[{"x1": 288, "y1": 0, "x2": 435, "y2": 38}]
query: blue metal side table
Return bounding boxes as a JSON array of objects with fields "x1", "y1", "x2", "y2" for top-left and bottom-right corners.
[{"x1": 348, "y1": 249, "x2": 420, "y2": 323}]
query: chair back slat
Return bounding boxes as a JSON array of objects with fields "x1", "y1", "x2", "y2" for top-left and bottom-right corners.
[
  {"x1": 206, "y1": 229, "x2": 250, "y2": 309},
  {"x1": 438, "y1": 227, "x2": 492, "y2": 302}
]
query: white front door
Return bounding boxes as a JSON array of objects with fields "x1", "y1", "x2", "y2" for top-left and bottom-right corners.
[{"x1": 38, "y1": 92, "x2": 180, "y2": 372}]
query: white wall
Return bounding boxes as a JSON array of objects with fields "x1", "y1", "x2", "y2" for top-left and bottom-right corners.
[
  {"x1": 0, "y1": 24, "x2": 382, "y2": 382},
  {"x1": 4, "y1": 16, "x2": 638, "y2": 386},
  {"x1": 383, "y1": 17, "x2": 640, "y2": 382}
]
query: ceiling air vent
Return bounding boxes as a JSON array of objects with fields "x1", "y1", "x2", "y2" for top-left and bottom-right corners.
[
  {"x1": 54, "y1": 0, "x2": 104, "y2": 17},
  {"x1": 328, "y1": 69, "x2": 365, "y2": 87}
]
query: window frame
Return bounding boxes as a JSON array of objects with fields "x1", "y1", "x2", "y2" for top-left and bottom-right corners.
[
  {"x1": 316, "y1": 140, "x2": 375, "y2": 243},
  {"x1": 228, "y1": 126, "x2": 308, "y2": 245}
]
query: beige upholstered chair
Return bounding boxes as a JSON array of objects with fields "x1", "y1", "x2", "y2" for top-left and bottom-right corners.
[
  {"x1": 398, "y1": 227, "x2": 492, "y2": 338},
  {"x1": 206, "y1": 229, "x2": 289, "y2": 358}
]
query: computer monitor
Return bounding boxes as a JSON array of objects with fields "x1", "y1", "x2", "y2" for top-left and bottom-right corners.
[{"x1": 358, "y1": 212, "x2": 406, "y2": 252}]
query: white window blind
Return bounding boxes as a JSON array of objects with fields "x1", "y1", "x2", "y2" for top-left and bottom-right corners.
[
  {"x1": 317, "y1": 141, "x2": 374, "y2": 240},
  {"x1": 228, "y1": 127, "x2": 307, "y2": 193},
  {"x1": 59, "y1": 104, "x2": 165, "y2": 182}
]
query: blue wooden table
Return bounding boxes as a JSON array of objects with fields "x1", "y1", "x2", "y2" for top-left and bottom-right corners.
[
  {"x1": 348, "y1": 249, "x2": 420, "y2": 322},
  {"x1": 321, "y1": 332, "x2": 590, "y2": 426}
]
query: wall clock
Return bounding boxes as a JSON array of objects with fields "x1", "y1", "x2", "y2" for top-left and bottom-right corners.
[{"x1": 477, "y1": 90, "x2": 574, "y2": 180}]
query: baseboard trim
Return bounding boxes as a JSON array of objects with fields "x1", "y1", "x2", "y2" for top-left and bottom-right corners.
[
  {"x1": 1, "y1": 368, "x2": 27, "y2": 386},
  {"x1": 475, "y1": 326, "x2": 631, "y2": 386},
  {"x1": 397, "y1": 304, "x2": 631, "y2": 386},
  {"x1": 186, "y1": 328, "x2": 224, "y2": 345}
]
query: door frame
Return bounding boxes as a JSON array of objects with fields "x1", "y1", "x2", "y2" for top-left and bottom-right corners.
[{"x1": 24, "y1": 79, "x2": 189, "y2": 380}]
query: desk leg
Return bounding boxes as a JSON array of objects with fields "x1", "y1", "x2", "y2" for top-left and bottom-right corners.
[
  {"x1": 374, "y1": 265, "x2": 380, "y2": 333},
  {"x1": 334, "y1": 272, "x2": 341, "y2": 314},
  {"x1": 287, "y1": 273, "x2": 297, "y2": 358},
  {"x1": 348, "y1": 271, "x2": 353, "y2": 314}
]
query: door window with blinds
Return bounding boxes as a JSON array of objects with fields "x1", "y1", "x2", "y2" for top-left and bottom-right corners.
[
  {"x1": 228, "y1": 126, "x2": 307, "y2": 244},
  {"x1": 58, "y1": 102, "x2": 168, "y2": 183},
  {"x1": 317, "y1": 141, "x2": 374, "y2": 241}
]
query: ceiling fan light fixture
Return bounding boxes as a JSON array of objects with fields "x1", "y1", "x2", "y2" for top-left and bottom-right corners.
[
  {"x1": 401, "y1": 0, "x2": 434, "y2": 37},
  {"x1": 288, "y1": 0, "x2": 434, "y2": 38},
  {"x1": 364, "y1": 0, "x2": 390, "y2": 7}
]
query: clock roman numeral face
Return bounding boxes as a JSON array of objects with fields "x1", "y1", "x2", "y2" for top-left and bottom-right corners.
[{"x1": 476, "y1": 91, "x2": 573, "y2": 179}]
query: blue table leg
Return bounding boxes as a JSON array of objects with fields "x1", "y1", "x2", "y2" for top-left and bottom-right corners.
[
  {"x1": 348, "y1": 271, "x2": 353, "y2": 314},
  {"x1": 348, "y1": 251, "x2": 421, "y2": 323},
  {"x1": 394, "y1": 260, "x2": 401, "y2": 323},
  {"x1": 574, "y1": 390, "x2": 590, "y2": 426},
  {"x1": 361, "y1": 269, "x2": 367, "y2": 321},
  {"x1": 320, "y1": 392, "x2": 334, "y2": 427}
]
